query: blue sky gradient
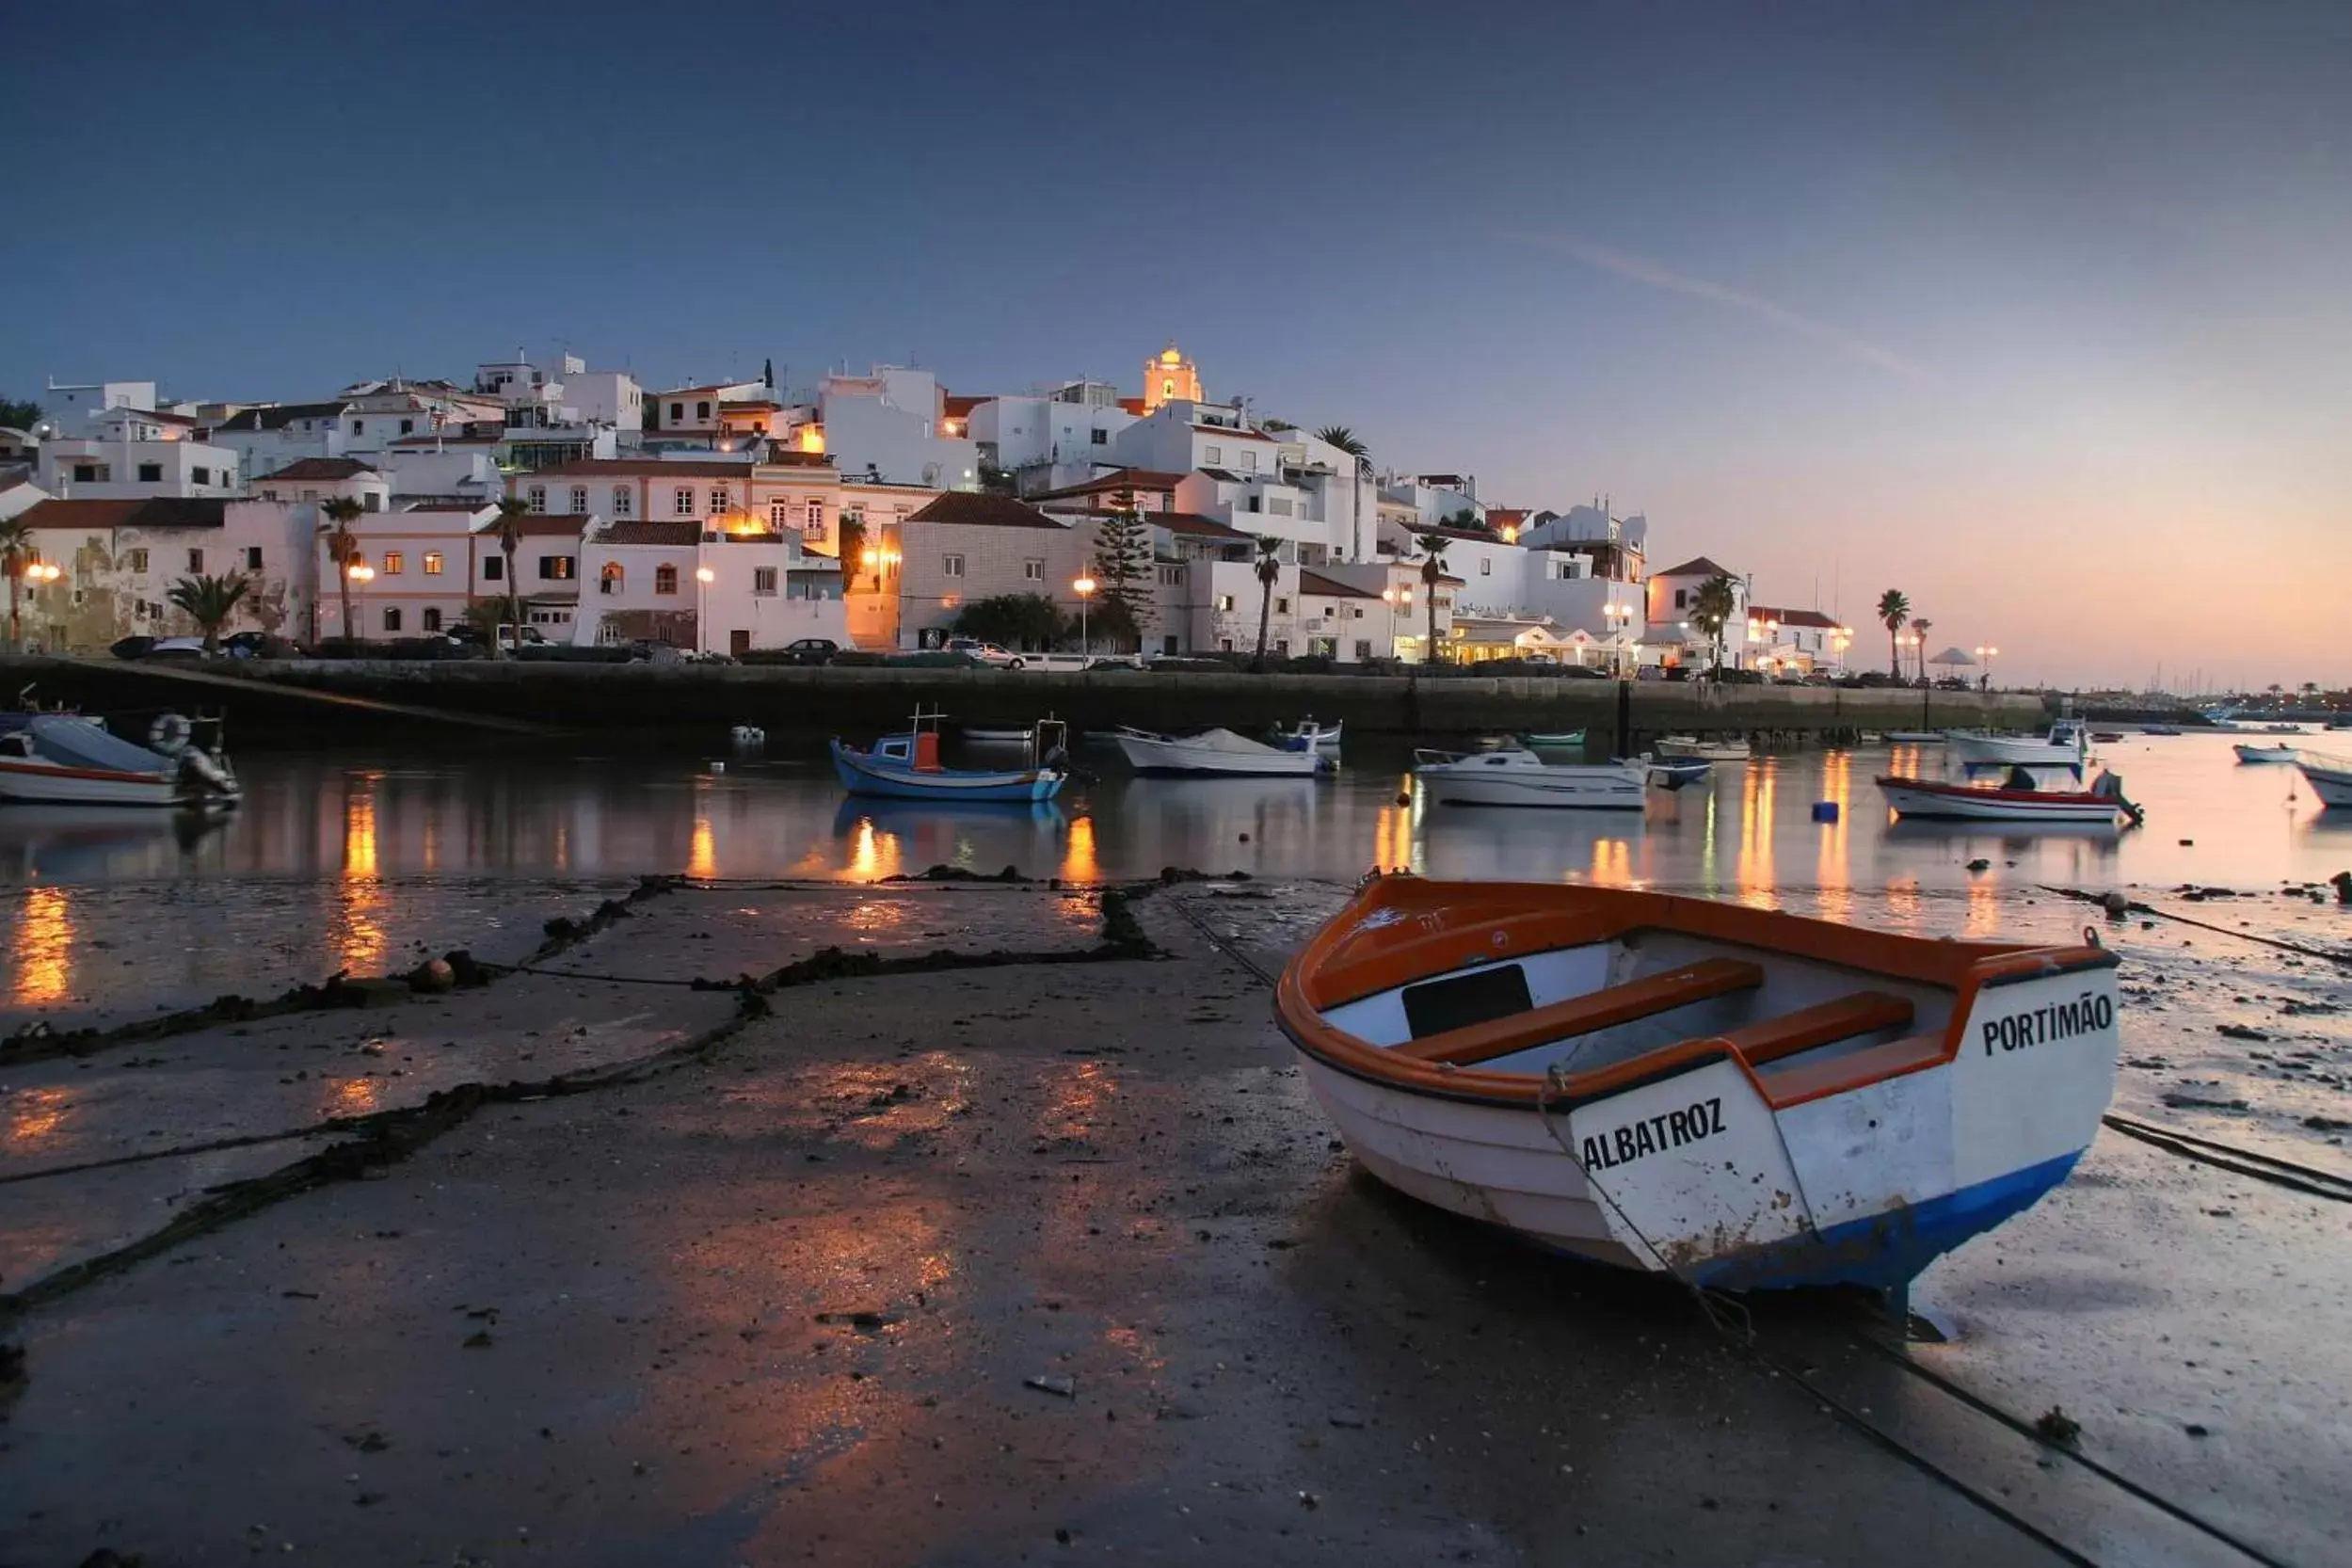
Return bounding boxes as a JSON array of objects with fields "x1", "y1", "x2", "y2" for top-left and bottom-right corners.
[{"x1": 4, "y1": 1, "x2": 2344, "y2": 686}]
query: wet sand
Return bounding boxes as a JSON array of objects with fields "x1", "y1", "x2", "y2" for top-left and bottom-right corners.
[{"x1": 1, "y1": 879, "x2": 2345, "y2": 1566}]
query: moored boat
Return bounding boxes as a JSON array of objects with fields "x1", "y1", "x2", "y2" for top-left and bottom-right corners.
[
  {"x1": 833, "y1": 711, "x2": 1067, "y2": 802},
  {"x1": 1270, "y1": 717, "x2": 1343, "y2": 751},
  {"x1": 0, "y1": 712, "x2": 240, "y2": 809},
  {"x1": 2295, "y1": 750, "x2": 2352, "y2": 808},
  {"x1": 1946, "y1": 719, "x2": 2090, "y2": 771},
  {"x1": 1877, "y1": 770, "x2": 2141, "y2": 825},
  {"x1": 1275, "y1": 873, "x2": 2122, "y2": 1297},
  {"x1": 1116, "y1": 727, "x2": 1328, "y2": 776},
  {"x1": 2089, "y1": 730, "x2": 2125, "y2": 744},
  {"x1": 1414, "y1": 748, "x2": 1646, "y2": 808},
  {"x1": 2233, "y1": 743, "x2": 2299, "y2": 765},
  {"x1": 1653, "y1": 734, "x2": 1752, "y2": 761},
  {"x1": 2142, "y1": 724, "x2": 2183, "y2": 736},
  {"x1": 1883, "y1": 730, "x2": 1945, "y2": 744},
  {"x1": 1522, "y1": 728, "x2": 1588, "y2": 748},
  {"x1": 1644, "y1": 757, "x2": 1712, "y2": 791}
]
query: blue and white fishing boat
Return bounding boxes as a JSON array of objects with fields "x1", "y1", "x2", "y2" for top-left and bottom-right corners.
[
  {"x1": 1644, "y1": 756, "x2": 1712, "y2": 791},
  {"x1": 833, "y1": 711, "x2": 1068, "y2": 803},
  {"x1": 1271, "y1": 717, "x2": 1343, "y2": 751},
  {"x1": 1278, "y1": 874, "x2": 2123, "y2": 1305}
]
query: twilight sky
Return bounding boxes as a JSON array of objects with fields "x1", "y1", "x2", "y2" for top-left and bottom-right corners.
[{"x1": 4, "y1": 1, "x2": 2345, "y2": 689}]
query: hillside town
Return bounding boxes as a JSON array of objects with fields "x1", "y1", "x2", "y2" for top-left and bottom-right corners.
[{"x1": 0, "y1": 344, "x2": 1860, "y2": 675}]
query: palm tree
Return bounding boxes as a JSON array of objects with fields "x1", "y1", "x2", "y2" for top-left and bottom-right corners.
[
  {"x1": 166, "y1": 573, "x2": 250, "y2": 656},
  {"x1": 1, "y1": 517, "x2": 34, "y2": 653},
  {"x1": 1691, "y1": 572, "x2": 1739, "y2": 675},
  {"x1": 492, "y1": 496, "x2": 530, "y2": 655},
  {"x1": 319, "y1": 497, "x2": 364, "y2": 643},
  {"x1": 1251, "y1": 536, "x2": 1284, "y2": 667},
  {"x1": 1876, "y1": 589, "x2": 1911, "y2": 680},
  {"x1": 1417, "y1": 543, "x2": 1449, "y2": 664},
  {"x1": 1911, "y1": 616, "x2": 1934, "y2": 683},
  {"x1": 1315, "y1": 425, "x2": 1368, "y2": 460}
]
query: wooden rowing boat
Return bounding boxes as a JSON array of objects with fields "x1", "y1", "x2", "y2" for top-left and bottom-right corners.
[{"x1": 1275, "y1": 874, "x2": 2121, "y2": 1298}]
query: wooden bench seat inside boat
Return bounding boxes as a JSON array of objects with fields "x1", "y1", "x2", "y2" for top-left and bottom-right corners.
[
  {"x1": 1398, "y1": 958, "x2": 1765, "y2": 1067},
  {"x1": 1720, "y1": 991, "x2": 1915, "y2": 1067},
  {"x1": 1754, "y1": 1032, "x2": 1947, "y2": 1108}
]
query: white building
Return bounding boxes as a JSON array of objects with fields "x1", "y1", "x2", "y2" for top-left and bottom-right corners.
[
  {"x1": 817, "y1": 366, "x2": 978, "y2": 488},
  {"x1": 572, "y1": 520, "x2": 850, "y2": 655},
  {"x1": 38, "y1": 379, "x2": 159, "y2": 433},
  {"x1": 202, "y1": 400, "x2": 355, "y2": 475},
  {"x1": 9, "y1": 494, "x2": 314, "y2": 648},
  {"x1": 1645, "y1": 555, "x2": 1751, "y2": 669},
  {"x1": 970, "y1": 381, "x2": 1140, "y2": 494},
  {"x1": 34, "y1": 427, "x2": 243, "y2": 500}
]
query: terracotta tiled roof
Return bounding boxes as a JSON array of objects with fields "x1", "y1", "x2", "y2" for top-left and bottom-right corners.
[
  {"x1": 942, "y1": 394, "x2": 988, "y2": 420},
  {"x1": 207, "y1": 400, "x2": 350, "y2": 432},
  {"x1": 519, "y1": 458, "x2": 759, "y2": 478},
  {"x1": 1029, "y1": 468, "x2": 1188, "y2": 502},
  {"x1": 1404, "y1": 523, "x2": 1506, "y2": 545},
  {"x1": 1747, "y1": 605, "x2": 1841, "y2": 630},
  {"x1": 1117, "y1": 397, "x2": 1146, "y2": 415},
  {"x1": 264, "y1": 456, "x2": 377, "y2": 481},
  {"x1": 600, "y1": 520, "x2": 703, "y2": 547},
  {"x1": 1656, "y1": 556, "x2": 1737, "y2": 580},
  {"x1": 389, "y1": 434, "x2": 503, "y2": 446},
  {"x1": 1156, "y1": 512, "x2": 1251, "y2": 539},
  {"x1": 402, "y1": 503, "x2": 493, "y2": 515},
  {"x1": 1299, "y1": 569, "x2": 1380, "y2": 600},
  {"x1": 16, "y1": 497, "x2": 229, "y2": 531},
  {"x1": 905, "y1": 492, "x2": 1064, "y2": 531}
]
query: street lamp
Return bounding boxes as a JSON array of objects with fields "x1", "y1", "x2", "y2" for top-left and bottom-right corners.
[
  {"x1": 1603, "y1": 598, "x2": 1634, "y2": 675},
  {"x1": 696, "y1": 565, "x2": 716, "y2": 656},
  {"x1": 1975, "y1": 644, "x2": 1999, "y2": 691},
  {"x1": 345, "y1": 562, "x2": 375, "y2": 639},
  {"x1": 1073, "y1": 575, "x2": 1096, "y2": 654}
]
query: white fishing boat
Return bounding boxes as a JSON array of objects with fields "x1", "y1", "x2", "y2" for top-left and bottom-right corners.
[
  {"x1": 1115, "y1": 727, "x2": 1328, "y2": 776},
  {"x1": 1275, "y1": 874, "x2": 2122, "y2": 1303},
  {"x1": 1271, "y1": 718, "x2": 1343, "y2": 751},
  {"x1": 2233, "y1": 743, "x2": 2300, "y2": 765},
  {"x1": 2293, "y1": 750, "x2": 2352, "y2": 808},
  {"x1": 0, "y1": 712, "x2": 240, "y2": 808},
  {"x1": 1652, "y1": 735, "x2": 1752, "y2": 761},
  {"x1": 1877, "y1": 771, "x2": 2141, "y2": 825},
  {"x1": 1414, "y1": 748, "x2": 1647, "y2": 809},
  {"x1": 1945, "y1": 719, "x2": 2090, "y2": 771}
]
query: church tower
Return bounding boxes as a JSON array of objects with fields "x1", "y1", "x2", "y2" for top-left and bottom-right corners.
[{"x1": 1143, "y1": 342, "x2": 1202, "y2": 410}]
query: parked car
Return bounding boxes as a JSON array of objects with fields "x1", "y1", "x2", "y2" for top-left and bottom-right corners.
[
  {"x1": 776, "y1": 637, "x2": 840, "y2": 666},
  {"x1": 109, "y1": 635, "x2": 157, "y2": 661},
  {"x1": 496, "y1": 625, "x2": 548, "y2": 653},
  {"x1": 221, "y1": 631, "x2": 302, "y2": 659},
  {"x1": 143, "y1": 636, "x2": 211, "y2": 660},
  {"x1": 944, "y1": 637, "x2": 1026, "y2": 669}
]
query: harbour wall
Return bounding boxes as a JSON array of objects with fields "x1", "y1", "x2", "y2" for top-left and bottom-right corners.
[{"x1": 2, "y1": 655, "x2": 2051, "y2": 744}]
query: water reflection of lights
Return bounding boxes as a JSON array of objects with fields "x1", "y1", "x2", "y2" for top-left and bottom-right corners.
[
  {"x1": 1061, "y1": 813, "x2": 1099, "y2": 883},
  {"x1": 1816, "y1": 751, "x2": 1851, "y2": 924},
  {"x1": 1040, "y1": 1059, "x2": 1118, "y2": 1140},
  {"x1": 1965, "y1": 875, "x2": 2001, "y2": 937},
  {"x1": 338, "y1": 782, "x2": 387, "y2": 975},
  {"x1": 847, "y1": 817, "x2": 902, "y2": 881},
  {"x1": 7, "y1": 1085, "x2": 72, "y2": 1146},
  {"x1": 687, "y1": 815, "x2": 717, "y2": 880},
  {"x1": 1588, "y1": 839, "x2": 1635, "y2": 888},
  {"x1": 1372, "y1": 776, "x2": 1418, "y2": 871},
  {"x1": 11, "y1": 884, "x2": 73, "y2": 1005},
  {"x1": 326, "y1": 1076, "x2": 382, "y2": 1118},
  {"x1": 1736, "y1": 761, "x2": 1778, "y2": 907}
]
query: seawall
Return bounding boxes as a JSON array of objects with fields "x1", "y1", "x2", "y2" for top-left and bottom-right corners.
[{"x1": 2, "y1": 655, "x2": 2052, "y2": 744}]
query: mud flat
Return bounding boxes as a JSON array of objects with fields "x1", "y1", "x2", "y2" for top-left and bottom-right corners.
[{"x1": 2, "y1": 878, "x2": 2344, "y2": 1566}]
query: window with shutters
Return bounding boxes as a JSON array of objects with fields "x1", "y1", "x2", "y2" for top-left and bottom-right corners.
[
  {"x1": 613, "y1": 486, "x2": 632, "y2": 517},
  {"x1": 655, "y1": 565, "x2": 678, "y2": 595}
]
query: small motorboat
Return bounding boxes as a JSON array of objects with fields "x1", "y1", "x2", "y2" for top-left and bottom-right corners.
[
  {"x1": 1946, "y1": 719, "x2": 2090, "y2": 771},
  {"x1": 1877, "y1": 769, "x2": 2141, "y2": 826},
  {"x1": 730, "y1": 724, "x2": 766, "y2": 746},
  {"x1": 1275, "y1": 873, "x2": 2122, "y2": 1301},
  {"x1": 1653, "y1": 735, "x2": 1752, "y2": 761},
  {"x1": 2142, "y1": 724, "x2": 2183, "y2": 736},
  {"x1": 1644, "y1": 756, "x2": 1712, "y2": 791},
  {"x1": 0, "y1": 712, "x2": 240, "y2": 808},
  {"x1": 833, "y1": 710, "x2": 1067, "y2": 802},
  {"x1": 1883, "y1": 730, "x2": 1945, "y2": 744},
  {"x1": 1414, "y1": 748, "x2": 1646, "y2": 809},
  {"x1": 2263, "y1": 724, "x2": 2302, "y2": 734},
  {"x1": 2089, "y1": 730, "x2": 2125, "y2": 744},
  {"x1": 1116, "y1": 727, "x2": 1328, "y2": 776},
  {"x1": 1522, "y1": 728, "x2": 1588, "y2": 748},
  {"x1": 2234, "y1": 743, "x2": 2300, "y2": 765},
  {"x1": 1270, "y1": 717, "x2": 1343, "y2": 751},
  {"x1": 2295, "y1": 750, "x2": 2352, "y2": 808},
  {"x1": 962, "y1": 725, "x2": 1035, "y2": 744}
]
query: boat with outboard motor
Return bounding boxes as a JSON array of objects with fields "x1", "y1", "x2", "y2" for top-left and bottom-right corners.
[
  {"x1": 0, "y1": 711, "x2": 240, "y2": 808},
  {"x1": 1413, "y1": 748, "x2": 1646, "y2": 808},
  {"x1": 1644, "y1": 757, "x2": 1712, "y2": 791},
  {"x1": 832, "y1": 710, "x2": 1068, "y2": 802},
  {"x1": 1115, "y1": 727, "x2": 1328, "y2": 776},
  {"x1": 1653, "y1": 735, "x2": 1752, "y2": 761},
  {"x1": 1877, "y1": 768, "x2": 2141, "y2": 825},
  {"x1": 2295, "y1": 749, "x2": 2352, "y2": 808},
  {"x1": 1275, "y1": 873, "x2": 2122, "y2": 1299},
  {"x1": 1946, "y1": 719, "x2": 2091, "y2": 772},
  {"x1": 1270, "y1": 718, "x2": 1343, "y2": 752},
  {"x1": 1522, "y1": 728, "x2": 1588, "y2": 748},
  {"x1": 2234, "y1": 743, "x2": 2300, "y2": 765}
]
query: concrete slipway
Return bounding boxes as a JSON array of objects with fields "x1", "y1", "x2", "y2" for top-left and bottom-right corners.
[{"x1": 1, "y1": 877, "x2": 2344, "y2": 1567}]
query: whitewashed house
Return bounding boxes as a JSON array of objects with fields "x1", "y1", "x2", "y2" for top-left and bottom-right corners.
[
  {"x1": 8, "y1": 495, "x2": 313, "y2": 649},
  {"x1": 816, "y1": 366, "x2": 978, "y2": 488},
  {"x1": 572, "y1": 520, "x2": 849, "y2": 655}
]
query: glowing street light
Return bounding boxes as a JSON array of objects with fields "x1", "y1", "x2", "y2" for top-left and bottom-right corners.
[
  {"x1": 344, "y1": 561, "x2": 375, "y2": 639},
  {"x1": 1073, "y1": 575, "x2": 1096, "y2": 653},
  {"x1": 1976, "y1": 644, "x2": 2000, "y2": 690},
  {"x1": 695, "y1": 565, "x2": 716, "y2": 655}
]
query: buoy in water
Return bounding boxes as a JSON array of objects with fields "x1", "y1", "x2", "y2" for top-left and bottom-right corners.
[
  {"x1": 1811, "y1": 801, "x2": 1839, "y2": 824},
  {"x1": 711, "y1": 760, "x2": 727, "y2": 774}
]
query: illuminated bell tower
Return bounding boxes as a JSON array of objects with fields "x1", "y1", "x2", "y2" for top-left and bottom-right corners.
[{"x1": 1144, "y1": 342, "x2": 1202, "y2": 411}]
